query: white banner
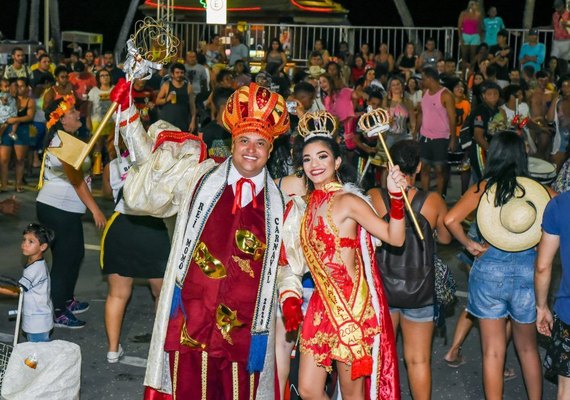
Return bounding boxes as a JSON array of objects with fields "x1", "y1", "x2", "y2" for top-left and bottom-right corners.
[{"x1": 207, "y1": 0, "x2": 227, "y2": 25}]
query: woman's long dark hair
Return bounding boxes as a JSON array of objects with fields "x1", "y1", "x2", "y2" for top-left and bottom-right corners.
[
  {"x1": 477, "y1": 130, "x2": 529, "y2": 207},
  {"x1": 302, "y1": 135, "x2": 356, "y2": 192}
]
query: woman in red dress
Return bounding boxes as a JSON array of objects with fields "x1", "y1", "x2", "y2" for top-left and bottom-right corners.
[{"x1": 296, "y1": 111, "x2": 406, "y2": 400}]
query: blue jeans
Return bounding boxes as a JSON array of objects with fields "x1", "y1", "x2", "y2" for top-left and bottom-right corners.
[
  {"x1": 467, "y1": 246, "x2": 536, "y2": 323},
  {"x1": 26, "y1": 331, "x2": 50, "y2": 342}
]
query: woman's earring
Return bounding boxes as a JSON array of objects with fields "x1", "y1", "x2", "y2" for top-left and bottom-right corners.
[{"x1": 336, "y1": 169, "x2": 343, "y2": 184}]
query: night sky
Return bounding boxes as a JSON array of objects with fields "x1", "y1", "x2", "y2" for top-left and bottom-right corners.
[{"x1": 1, "y1": 0, "x2": 554, "y2": 53}]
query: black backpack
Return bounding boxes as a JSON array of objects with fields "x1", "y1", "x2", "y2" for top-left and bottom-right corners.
[{"x1": 375, "y1": 189, "x2": 435, "y2": 309}]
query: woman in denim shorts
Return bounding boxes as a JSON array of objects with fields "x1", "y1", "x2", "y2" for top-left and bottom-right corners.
[{"x1": 445, "y1": 131, "x2": 556, "y2": 400}]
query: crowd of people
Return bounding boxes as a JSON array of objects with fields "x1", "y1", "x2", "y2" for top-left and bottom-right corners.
[{"x1": 1, "y1": 0, "x2": 570, "y2": 398}]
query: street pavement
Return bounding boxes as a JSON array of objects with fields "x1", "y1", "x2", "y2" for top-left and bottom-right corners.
[{"x1": 0, "y1": 172, "x2": 560, "y2": 399}]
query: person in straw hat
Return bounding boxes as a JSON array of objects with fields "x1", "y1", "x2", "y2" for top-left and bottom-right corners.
[
  {"x1": 444, "y1": 130, "x2": 557, "y2": 399},
  {"x1": 110, "y1": 80, "x2": 293, "y2": 399}
]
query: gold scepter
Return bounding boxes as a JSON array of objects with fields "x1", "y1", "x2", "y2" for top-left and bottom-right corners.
[
  {"x1": 358, "y1": 107, "x2": 424, "y2": 241},
  {"x1": 47, "y1": 17, "x2": 180, "y2": 169}
]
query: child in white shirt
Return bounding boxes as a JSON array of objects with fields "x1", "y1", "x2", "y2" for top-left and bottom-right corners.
[{"x1": 3, "y1": 224, "x2": 55, "y2": 342}]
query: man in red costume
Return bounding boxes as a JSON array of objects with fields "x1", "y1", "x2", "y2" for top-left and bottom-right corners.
[{"x1": 111, "y1": 81, "x2": 295, "y2": 399}]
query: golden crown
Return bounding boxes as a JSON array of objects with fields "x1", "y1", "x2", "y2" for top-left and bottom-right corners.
[
  {"x1": 131, "y1": 17, "x2": 180, "y2": 64},
  {"x1": 297, "y1": 110, "x2": 338, "y2": 141},
  {"x1": 222, "y1": 83, "x2": 290, "y2": 142},
  {"x1": 358, "y1": 107, "x2": 391, "y2": 137}
]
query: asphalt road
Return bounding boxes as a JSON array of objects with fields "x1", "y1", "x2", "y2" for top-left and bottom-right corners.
[{"x1": 0, "y1": 173, "x2": 560, "y2": 399}]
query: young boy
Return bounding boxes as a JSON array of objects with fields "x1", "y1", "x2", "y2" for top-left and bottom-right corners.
[
  {"x1": 470, "y1": 81, "x2": 503, "y2": 179},
  {"x1": 0, "y1": 224, "x2": 55, "y2": 342}
]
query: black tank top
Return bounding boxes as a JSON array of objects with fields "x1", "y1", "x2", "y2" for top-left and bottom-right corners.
[
  {"x1": 159, "y1": 81, "x2": 190, "y2": 131},
  {"x1": 17, "y1": 98, "x2": 31, "y2": 125}
]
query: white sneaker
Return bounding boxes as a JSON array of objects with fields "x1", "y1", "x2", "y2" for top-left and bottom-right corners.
[{"x1": 107, "y1": 345, "x2": 124, "y2": 363}]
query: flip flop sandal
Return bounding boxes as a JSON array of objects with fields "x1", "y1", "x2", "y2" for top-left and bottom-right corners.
[
  {"x1": 504, "y1": 367, "x2": 517, "y2": 381},
  {"x1": 444, "y1": 354, "x2": 466, "y2": 368}
]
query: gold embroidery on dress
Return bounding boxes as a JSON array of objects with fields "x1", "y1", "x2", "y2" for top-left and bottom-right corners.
[
  {"x1": 173, "y1": 351, "x2": 179, "y2": 400},
  {"x1": 180, "y1": 321, "x2": 207, "y2": 349},
  {"x1": 193, "y1": 241, "x2": 227, "y2": 278},
  {"x1": 232, "y1": 255, "x2": 254, "y2": 278},
  {"x1": 232, "y1": 362, "x2": 239, "y2": 400},
  {"x1": 249, "y1": 373, "x2": 255, "y2": 400},
  {"x1": 313, "y1": 311, "x2": 323, "y2": 326},
  {"x1": 201, "y1": 351, "x2": 208, "y2": 400},
  {"x1": 216, "y1": 304, "x2": 244, "y2": 344},
  {"x1": 235, "y1": 230, "x2": 266, "y2": 261}
]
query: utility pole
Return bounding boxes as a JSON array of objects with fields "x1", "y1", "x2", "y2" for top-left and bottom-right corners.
[{"x1": 44, "y1": 0, "x2": 50, "y2": 49}]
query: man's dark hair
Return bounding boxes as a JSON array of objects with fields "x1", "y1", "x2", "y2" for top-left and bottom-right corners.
[
  {"x1": 535, "y1": 70, "x2": 549, "y2": 79},
  {"x1": 368, "y1": 90, "x2": 383, "y2": 102},
  {"x1": 497, "y1": 29, "x2": 508, "y2": 38},
  {"x1": 38, "y1": 54, "x2": 50, "y2": 63},
  {"x1": 293, "y1": 81, "x2": 316, "y2": 96},
  {"x1": 216, "y1": 69, "x2": 233, "y2": 83},
  {"x1": 480, "y1": 80, "x2": 501, "y2": 93},
  {"x1": 54, "y1": 65, "x2": 68, "y2": 77},
  {"x1": 23, "y1": 223, "x2": 55, "y2": 248},
  {"x1": 73, "y1": 61, "x2": 85, "y2": 73},
  {"x1": 309, "y1": 51, "x2": 322, "y2": 60},
  {"x1": 422, "y1": 66, "x2": 439, "y2": 81},
  {"x1": 445, "y1": 57, "x2": 456, "y2": 64},
  {"x1": 390, "y1": 140, "x2": 420, "y2": 176},
  {"x1": 212, "y1": 87, "x2": 234, "y2": 110},
  {"x1": 11, "y1": 47, "x2": 23, "y2": 55},
  {"x1": 170, "y1": 62, "x2": 186, "y2": 73},
  {"x1": 486, "y1": 63, "x2": 498, "y2": 78},
  {"x1": 502, "y1": 84, "x2": 521, "y2": 102}
]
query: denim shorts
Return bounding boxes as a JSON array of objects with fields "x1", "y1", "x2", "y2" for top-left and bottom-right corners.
[
  {"x1": 467, "y1": 246, "x2": 536, "y2": 324},
  {"x1": 389, "y1": 304, "x2": 434, "y2": 323},
  {"x1": 0, "y1": 123, "x2": 30, "y2": 146}
]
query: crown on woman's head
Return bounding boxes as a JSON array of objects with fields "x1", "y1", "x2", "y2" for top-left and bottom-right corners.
[
  {"x1": 358, "y1": 107, "x2": 391, "y2": 137},
  {"x1": 298, "y1": 110, "x2": 338, "y2": 141}
]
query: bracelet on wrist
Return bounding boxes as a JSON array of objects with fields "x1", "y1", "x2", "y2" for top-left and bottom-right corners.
[{"x1": 388, "y1": 191, "x2": 403, "y2": 200}]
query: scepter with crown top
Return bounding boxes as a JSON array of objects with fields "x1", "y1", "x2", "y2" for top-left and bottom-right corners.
[
  {"x1": 358, "y1": 107, "x2": 424, "y2": 240},
  {"x1": 47, "y1": 17, "x2": 179, "y2": 169}
]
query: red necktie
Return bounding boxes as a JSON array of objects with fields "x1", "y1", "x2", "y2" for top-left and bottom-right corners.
[{"x1": 232, "y1": 178, "x2": 257, "y2": 214}]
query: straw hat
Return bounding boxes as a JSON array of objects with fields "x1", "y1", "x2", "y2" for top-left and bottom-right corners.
[
  {"x1": 477, "y1": 177, "x2": 551, "y2": 252},
  {"x1": 308, "y1": 66, "x2": 325, "y2": 78}
]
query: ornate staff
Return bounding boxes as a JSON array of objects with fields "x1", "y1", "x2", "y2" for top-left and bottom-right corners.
[
  {"x1": 48, "y1": 17, "x2": 180, "y2": 169},
  {"x1": 358, "y1": 107, "x2": 424, "y2": 240}
]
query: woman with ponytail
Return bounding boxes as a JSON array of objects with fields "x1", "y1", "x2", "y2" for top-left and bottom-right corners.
[{"x1": 37, "y1": 95, "x2": 106, "y2": 329}]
